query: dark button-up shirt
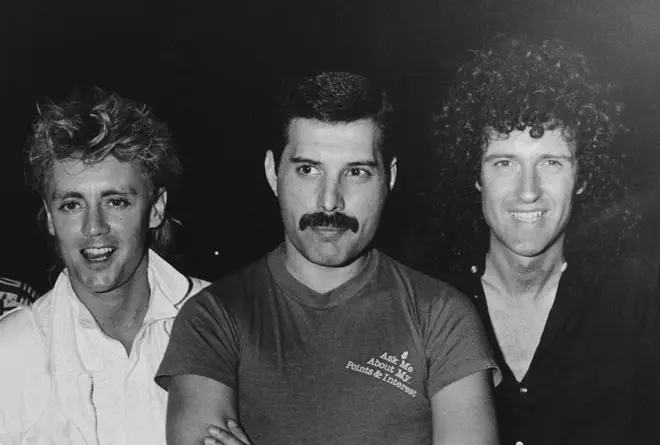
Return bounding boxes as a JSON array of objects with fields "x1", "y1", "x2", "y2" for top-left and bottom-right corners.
[{"x1": 451, "y1": 256, "x2": 660, "y2": 445}]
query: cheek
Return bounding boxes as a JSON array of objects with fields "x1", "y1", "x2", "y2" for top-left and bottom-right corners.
[
  {"x1": 481, "y1": 175, "x2": 511, "y2": 195},
  {"x1": 481, "y1": 187, "x2": 506, "y2": 212},
  {"x1": 280, "y1": 186, "x2": 313, "y2": 214},
  {"x1": 548, "y1": 177, "x2": 576, "y2": 205},
  {"x1": 353, "y1": 189, "x2": 387, "y2": 220},
  {"x1": 50, "y1": 214, "x2": 76, "y2": 237}
]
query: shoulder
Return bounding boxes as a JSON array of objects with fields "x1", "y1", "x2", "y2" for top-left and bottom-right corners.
[
  {"x1": 0, "y1": 304, "x2": 52, "y2": 433},
  {"x1": 378, "y1": 252, "x2": 474, "y2": 310},
  {"x1": 0, "y1": 305, "x2": 37, "y2": 341},
  {"x1": 0, "y1": 290, "x2": 55, "y2": 364},
  {"x1": 179, "y1": 257, "x2": 269, "y2": 321},
  {"x1": 173, "y1": 275, "x2": 212, "y2": 315},
  {"x1": 200, "y1": 256, "x2": 269, "y2": 305},
  {"x1": 188, "y1": 275, "x2": 210, "y2": 295},
  {"x1": 0, "y1": 297, "x2": 49, "y2": 349}
]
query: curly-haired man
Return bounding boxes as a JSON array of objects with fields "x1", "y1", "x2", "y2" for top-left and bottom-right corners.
[
  {"x1": 428, "y1": 37, "x2": 658, "y2": 444},
  {"x1": 0, "y1": 88, "x2": 208, "y2": 444}
]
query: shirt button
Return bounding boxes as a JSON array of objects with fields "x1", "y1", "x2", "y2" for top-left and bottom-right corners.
[
  {"x1": 515, "y1": 441, "x2": 524, "y2": 445},
  {"x1": 80, "y1": 319, "x2": 95, "y2": 329},
  {"x1": 520, "y1": 387, "x2": 528, "y2": 393}
]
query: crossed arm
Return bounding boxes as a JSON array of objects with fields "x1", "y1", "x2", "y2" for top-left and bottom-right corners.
[
  {"x1": 431, "y1": 370, "x2": 498, "y2": 445},
  {"x1": 166, "y1": 370, "x2": 497, "y2": 445},
  {"x1": 166, "y1": 375, "x2": 248, "y2": 445}
]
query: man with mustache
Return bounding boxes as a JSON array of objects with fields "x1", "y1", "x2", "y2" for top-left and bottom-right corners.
[
  {"x1": 156, "y1": 71, "x2": 499, "y2": 445},
  {"x1": 0, "y1": 88, "x2": 208, "y2": 444}
]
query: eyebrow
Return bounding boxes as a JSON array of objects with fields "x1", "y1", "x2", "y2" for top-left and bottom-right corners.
[
  {"x1": 482, "y1": 154, "x2": 574, "y2": 163},
  {"x1": 51, "y1": 188, "x2": 138, "y2": 201},
  {"x1": 289, "y1": 156, "x2": 379, "y2": 169}
]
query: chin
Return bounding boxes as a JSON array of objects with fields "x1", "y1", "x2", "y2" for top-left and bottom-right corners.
[
  {"x1": 78, "y1": 275, "x2": 119, "y2": 293},
  {"x1": 307, "y1": 253, "x2": 349, "y2": 267},
  {"x1": 312, "y1": 245, "x2": 369, "y2": 267},
  {"x1": 509, "y1": 242, "x2": 551, "y2": 258}
]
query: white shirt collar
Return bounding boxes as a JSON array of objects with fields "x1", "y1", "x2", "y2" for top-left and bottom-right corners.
[{"x1": 56, "y1": 249, "x2": 192, "y2": 327}]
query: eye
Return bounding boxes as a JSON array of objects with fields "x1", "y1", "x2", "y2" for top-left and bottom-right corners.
[
  {"x1": 108, "y1": 198, "x2": 130, "y2": 208},
  {"x1": 296, "y1": 165, "x2": 320, "y2": 176},
  {"x1": 58, "y1": 200, "x2": 80, "y2": 212},
  {"x1": 546, "y1": 159, "x2": 563, "y2": 168},
  {"x1": 346, "y1": 168, "x2": 371, "y2": 178},
  {"x1": 493, "y1": 160, "x2": 511, "y2": 168}
]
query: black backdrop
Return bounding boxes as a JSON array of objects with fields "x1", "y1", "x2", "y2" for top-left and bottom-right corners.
[{"x1": 1, "y1": 0, "x2": 659, "y2": 291}]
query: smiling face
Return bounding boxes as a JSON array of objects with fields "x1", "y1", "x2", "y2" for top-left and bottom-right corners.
[
  {"x1": 44, "y1": 155, "x2": 166, "y2": 296},
  {"x1": 478, "y1": 127, "x2": 582, "y2": 259},
  {"x1": 266, "y1": 118, "x2": 397, "y2": 269}
]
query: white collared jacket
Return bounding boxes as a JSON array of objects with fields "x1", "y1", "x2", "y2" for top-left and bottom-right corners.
[{"x1": 0, "y1": 251, "x2": 208, "y2": 445}]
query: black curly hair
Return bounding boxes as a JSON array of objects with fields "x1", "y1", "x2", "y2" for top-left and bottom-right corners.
[{"x1": 424, "y1": 36, "x2": 638, "y2": 276}]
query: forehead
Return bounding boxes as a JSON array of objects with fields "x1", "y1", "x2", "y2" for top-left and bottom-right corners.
[
  {"x1": 48, "y1": 155, "x2": 147, "y2": 199},
  {"x1": 285, "y1": 118, "x2": 381, "y2": 161},
  {"x1": 484, "y1": 128, "x2": 574, "y2": 158}
]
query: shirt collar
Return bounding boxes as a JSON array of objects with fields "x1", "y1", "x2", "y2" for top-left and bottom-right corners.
[
  {"x1": 268, "y1": 244, "x2": 380, "y2": 309},
  {"x1": 469, "y1": 260, "x2": 568, "y2": 277},
  {"x1": 54, "y1": 249, "x2": 191, "y2": 327}
]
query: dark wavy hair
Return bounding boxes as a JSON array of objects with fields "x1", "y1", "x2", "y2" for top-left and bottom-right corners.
[
  {"x1": 424, "y1": 37, "x2": 638, "y2": 276},
  {"x1": 27, "y1": 87, "x2": 182, "y2": 255},
  {"x1": 272, "y1": 71, "x2": 395, "y2": 173}
]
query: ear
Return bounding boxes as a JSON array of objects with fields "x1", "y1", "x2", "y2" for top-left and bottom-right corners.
[
  {"x1": 575, "y1": 181, "x2": 586, "y2": 195},
  {"x1": 265, "y1": 150, "x2": 278, "y2": 197},
  {"x1": 475, "y1": 180, "x2": 482, "y2": 192},
  {"x1": 149, "y1": 188, "x2": 168, "y2": 229},
  {"x1": 43, "y1": 200, "x2": 55, "y2": 236},
  {"x1": 388, "y1": 157, "x2": 398, "y2": 190}
]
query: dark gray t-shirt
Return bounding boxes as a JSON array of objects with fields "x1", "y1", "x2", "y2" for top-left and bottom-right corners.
[{"x1": 156, "y1": 247, "x2": 496, "y2": 444}]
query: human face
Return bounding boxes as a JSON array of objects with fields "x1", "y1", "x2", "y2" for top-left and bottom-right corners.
[
  {"x1": 478, "y1": 128, "x2": 583, "y2": 259},
  {"x1": 45, "y1": 155, "x2": 166, "y2": 295},
  {"x1": 265, "y1": 118, "x2": 397, "y2": 268}
]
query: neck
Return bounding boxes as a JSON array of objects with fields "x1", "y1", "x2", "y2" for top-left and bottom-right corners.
[
  {"x1": 483, "y1": 238, "x2": 566, "y2": 302},
  {"x1": 71, "y1": 260, "x2": 151, "y2": 333},
  {"x1": 282, "y1": 242, "x2": 369, "y2": 294}
]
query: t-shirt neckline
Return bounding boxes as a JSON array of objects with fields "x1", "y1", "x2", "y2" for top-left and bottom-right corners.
[{"x1": 267, "y1": 244, "x2": 380, "y2": 309}]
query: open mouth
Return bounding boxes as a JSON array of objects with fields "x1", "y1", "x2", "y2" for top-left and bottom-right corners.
[
  {"x1": 510, "y1": 211, "x2": 545, "y2": 223},
  {"x1": 81, "y1": 247, "x2": 116, "y2": 262}
]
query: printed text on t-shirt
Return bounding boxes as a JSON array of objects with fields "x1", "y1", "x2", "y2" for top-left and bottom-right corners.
[{"x1": 345, "y1": 351, "x2": 417, "y2": 397}]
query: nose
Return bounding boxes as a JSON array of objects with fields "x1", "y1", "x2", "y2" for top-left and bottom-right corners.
[
  {"x1": 317, "y1": 177, "x2": 345, "y2": 213},
  {"x1": 518, "y1": 165, "x2": 542, "y2": 203},
  {"x1": 82, "y1": 204, "x2": 110, "y2": 237}
]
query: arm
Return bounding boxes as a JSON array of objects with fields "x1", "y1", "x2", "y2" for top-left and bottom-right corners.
[
  {"x1": 0, "y1": 307, "x2": 50, "y2": 439},
  {"x1": 166, "y1": 374, "x2": 240, "y2": 445},
  {"x1": 431, "y1": 370, "x2": 498, "y2": 445},
  {"x1": 156, "y1": 288, "x2": 245, "y2": 444}
]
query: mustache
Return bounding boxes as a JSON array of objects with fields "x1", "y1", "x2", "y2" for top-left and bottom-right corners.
[{"x1": 298, "y1": 212, "x2": 359, "y2": 233}]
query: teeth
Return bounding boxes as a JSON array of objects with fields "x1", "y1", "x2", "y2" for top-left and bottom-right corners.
[
  {"x1": 82, "y1": 247, "x2": 115, "y2": 261},
  {"x1": 84, "y1": 247, "x2": 113, "y2": 255},
  {"x1": 511, "y1": 211, "x2": 544, "y2": 222}
]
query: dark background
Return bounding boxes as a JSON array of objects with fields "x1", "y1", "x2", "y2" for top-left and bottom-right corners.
[{"x1": 1, "y1": 0, "x2": 659, "y2": 292}]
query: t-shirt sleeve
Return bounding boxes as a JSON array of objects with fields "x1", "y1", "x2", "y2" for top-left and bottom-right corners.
[
  {"x1": 424, "y1": 289, "x2": 499, "y2": 397},
  {"x1": 155, "y1": 288, "x2": 242, "y2": 391}
]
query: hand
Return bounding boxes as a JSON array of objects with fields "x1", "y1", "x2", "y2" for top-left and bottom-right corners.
[{"x1": 204, "y1": 419, "x2": 252, "y2": 445}]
